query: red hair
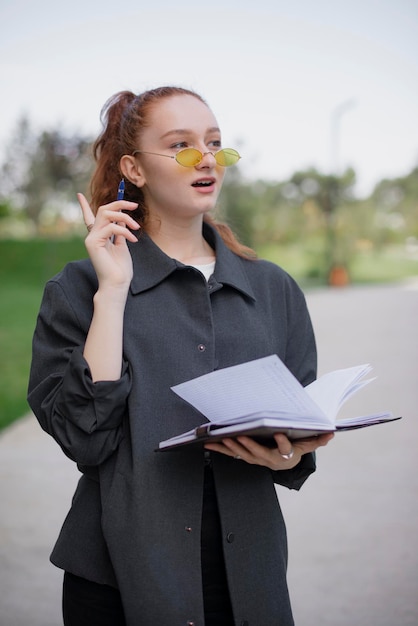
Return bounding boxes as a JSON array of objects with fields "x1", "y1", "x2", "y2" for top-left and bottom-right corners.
[{"x1": 90, "y1": 86, "x2": 256, "y2": 259}]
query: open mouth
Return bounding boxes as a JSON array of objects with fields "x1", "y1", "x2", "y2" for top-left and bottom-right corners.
[{"x1": 192, "y1": 180, "x2": 214, "y2": 188}]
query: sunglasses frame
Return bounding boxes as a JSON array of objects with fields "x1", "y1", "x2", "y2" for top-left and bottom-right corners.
[{"x1": 132, "y1": 147, "x2": 241, "y2": 168}]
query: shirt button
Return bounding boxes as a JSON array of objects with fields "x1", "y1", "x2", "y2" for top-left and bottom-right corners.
[
  {"x1": 198, "y1": 344, "x2": 206, "y2": 352},
  {"x1": 185, "y1": 526, "x2": 192, "y2": 532},
  {"x1": 187, "y1": 621, "x2": 195, "y2": 625},
  {"x1": 226, "y1": 532, "x2": 235, "y2": 543}
]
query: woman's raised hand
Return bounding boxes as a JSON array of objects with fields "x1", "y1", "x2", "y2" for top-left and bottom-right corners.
[{"x1": 77, "y1": 193, "x2": 140, "y2": 293}]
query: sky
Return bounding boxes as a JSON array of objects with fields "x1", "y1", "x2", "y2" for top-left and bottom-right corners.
[{"x1": 1, "y1": 0, "x2": 417, "y2": 197}]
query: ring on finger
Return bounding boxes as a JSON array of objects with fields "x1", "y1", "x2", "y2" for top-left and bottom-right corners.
[
  {"x1": 280, "y1": 447, "x2": 294, "y2": 460},
  {"x1": 86, "y1": 223, "x2": 94, "y2": 232}
]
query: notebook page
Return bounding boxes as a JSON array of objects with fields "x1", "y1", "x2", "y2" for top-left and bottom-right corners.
[{"x1": 172, "y1": 355, "x2": 329, "y2": 425}]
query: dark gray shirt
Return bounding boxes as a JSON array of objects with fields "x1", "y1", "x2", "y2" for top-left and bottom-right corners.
[{"x1": 28, "y1": 223, "x2": 317, "y2": 626}]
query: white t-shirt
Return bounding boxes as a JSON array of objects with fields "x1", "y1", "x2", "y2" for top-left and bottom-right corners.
[{"x1": 190, "y1": 261, "x2": 216, "y2": 282}]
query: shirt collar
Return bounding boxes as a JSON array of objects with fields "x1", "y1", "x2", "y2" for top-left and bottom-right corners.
[{"x1": 129, "y1": 222, "x2": 256, "y2": 301}]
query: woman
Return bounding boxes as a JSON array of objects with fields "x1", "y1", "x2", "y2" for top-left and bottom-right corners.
[{"x1": 28, "y1": 86, "x2": 333, "y2": 626}]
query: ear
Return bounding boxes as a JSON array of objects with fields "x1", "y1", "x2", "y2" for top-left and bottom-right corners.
[{"x1": 120, "y1": 155, "x2": 146, "y2": 188}]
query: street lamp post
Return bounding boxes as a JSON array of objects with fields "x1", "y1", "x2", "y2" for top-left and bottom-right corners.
[
  {"x1": 330, "y1": 99, "x2": 356, "y2": 175},
  {"x1": 327, "y1": 99, "x2": 356, "y2": 286}
]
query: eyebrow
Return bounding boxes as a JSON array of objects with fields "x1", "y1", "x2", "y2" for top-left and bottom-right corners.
[{"x1": 160, "y1": 127, "x2": 221, "y2": 140}]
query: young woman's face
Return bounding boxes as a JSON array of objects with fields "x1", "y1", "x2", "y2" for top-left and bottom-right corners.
[{"x1": 134, "y1": 94, "x2": 227, "y2": 222}]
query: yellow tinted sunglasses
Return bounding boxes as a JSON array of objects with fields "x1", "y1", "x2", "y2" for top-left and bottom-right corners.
[{"x1": 132, "y1": 147, "x2": 241, "y2": 168}]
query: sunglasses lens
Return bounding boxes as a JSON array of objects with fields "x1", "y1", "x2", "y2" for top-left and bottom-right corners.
[
  {"x1": 175, "y1": 147, "x2": 241, "y2": 167},
  {"x1": 215, "y1": 148, "x2": 241, "y2": 167},
  {"x1": 176, "y1": 148, "x2": 202, "y2": 167}
]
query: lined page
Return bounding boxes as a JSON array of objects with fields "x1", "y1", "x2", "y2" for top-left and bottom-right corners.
[{"x1": 172, "y1": 355, "x2": 330, "y2": 425}]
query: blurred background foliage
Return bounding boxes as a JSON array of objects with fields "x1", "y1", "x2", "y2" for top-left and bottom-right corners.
[
  {"x1": 1, "y1": 114, "x2": 417, "y2": 283},
  {"x1": 0, "y1": 116, "x2": 417, "y2": 429}
]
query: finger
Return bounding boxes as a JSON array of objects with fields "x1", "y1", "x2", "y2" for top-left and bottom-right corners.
[
  {"x1": 85, "y1": 222, "x2": 139, "y2": 244},
  {"x1": 292, "y1": 432, "x2": 335, "y2": 456},
  {"x1": 236, "y1": 436, "x2": 271, "y2": 455},
  {"x1": 101, "y1": 199, "x2": 140, "y2": 212},
  {"x1": 316, "y1": 432, "x2": 335, "y2": 445},
  {"x1": 234, "y1": 436, "x2": 291, "y2": 464},
  {"x1": 235, "y1": 433, "x2": 292, "y2": 460},
  {"x1": 77, "y1": 193, "x2": 95, "y2": 228},
  {"x1": 230, "y1": 436, "x2": 298, "y2": 468},
  {"x1": 272, "y1": 433, "x2": 293, "y2": 456},
  {"x1": 204, "y1": 440, "x2": 235, "y2": 456},
  {"x1": 99, "y1": 208, "x2": 140, "y2": 229},
  {"x1": 78, "y1": 194, "x2": 139, "y2": 232},
  {"x1": 204, "y1": 438, "x2": 246, "y2": 459},
  {"x1": 110, "y1": 223, "x2": 140, "y2": 243},
  {"x1": 310, "y1": 432, "x2": 335, "y2": 448},
  {"x1": 223, "y1": 436, "x2": 278, "y2": 464}
]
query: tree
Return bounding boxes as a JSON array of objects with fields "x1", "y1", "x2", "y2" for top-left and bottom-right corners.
[
  {"x1": 0, "y1": 116, "x2": 35, "y2": 204},
  {"x1": 217, "y1": 167, "x2": 261, "y2": 248},
  {"x1": 370, "y1": 166, "x2": 418, "y2": 243},
  {"x1": 284, "y1": 167, "x2": 356, "y2": 280},
  {"x1": 0, "y1": 117, "x2": 93, "y2": 232}
]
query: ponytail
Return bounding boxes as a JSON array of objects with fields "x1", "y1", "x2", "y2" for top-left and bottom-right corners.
[{"x1": 90, "y1": 91, "x2": 145, "y2": 218}]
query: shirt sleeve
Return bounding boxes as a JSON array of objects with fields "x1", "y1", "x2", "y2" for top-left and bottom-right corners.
[
  {"x1": 27, "y1": 277, "x2": 131, "y2": 467},
  {"x1": 271, "y1": 452, "x2": 316, "y2": 490}
]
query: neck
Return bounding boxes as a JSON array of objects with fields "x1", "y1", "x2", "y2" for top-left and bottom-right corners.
[{"x1": 146, "y1": 216, "x2": 215, "y2": 264}]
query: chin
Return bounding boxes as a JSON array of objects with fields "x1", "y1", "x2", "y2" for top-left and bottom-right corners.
[{"x1": 199, "y1": 197, "x2": 219, "y2": 213}]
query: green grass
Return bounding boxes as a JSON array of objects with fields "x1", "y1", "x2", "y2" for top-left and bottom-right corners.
[
  {"x1": 256, "y1": 243, "x2": 418, "y2": 287},
  {"x1": 0, "y1": 284, "x2": 45, "y2": 427},
  {"x1": 349, "y1": 247, "x2": 418, "y2": 283},
  {"x1": 0, "y1": 238, "x2": 86, "y2": 430},
  {"x1": 0, "y1": 238, "x2": 417, "y2": 431},
  {"x1": 0, "y1": 238, "x2": 87, "y2": 288}
]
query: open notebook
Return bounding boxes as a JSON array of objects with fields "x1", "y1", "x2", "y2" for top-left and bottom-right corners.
[{"x1": 158, "y1": 354, "x2": 400, "y2": 450}]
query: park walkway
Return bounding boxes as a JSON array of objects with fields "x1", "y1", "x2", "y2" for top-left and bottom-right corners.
[{"x1": 1, "y1": 281, "x2": 417, "y2": 626}]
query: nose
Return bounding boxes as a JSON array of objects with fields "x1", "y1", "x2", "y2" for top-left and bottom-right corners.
[{"x1": 196, "y1": 151, "x2": 217, "y2": 168}]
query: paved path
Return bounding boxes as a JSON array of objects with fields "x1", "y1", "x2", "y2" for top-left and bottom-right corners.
[
  {"x1": 1, "y1": 281, "x2": 417, "y2": 625},
  {"x1": 280, "y1": 281, "x2": 418, "y2": 626}
]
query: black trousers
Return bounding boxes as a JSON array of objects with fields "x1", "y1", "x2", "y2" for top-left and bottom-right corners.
[
  {"x1": 201, "y1": 463, "x2": 235, "y2": 625},
  {"x1": 63, "y1": 466, "x2": 234, "y2": 626},
  {"x1": 63, "y1": 571, "x2": 126, "y2": 626}
]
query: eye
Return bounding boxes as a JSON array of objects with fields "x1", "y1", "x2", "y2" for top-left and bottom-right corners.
[
  {"x1": 170, "y1": 141, "x2": 189, "y2": 150},
  {"x1": 208, "y1": 139, "x2": 222, "y2": 150}
]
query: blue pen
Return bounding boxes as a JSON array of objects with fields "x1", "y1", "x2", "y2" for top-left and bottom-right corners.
[
  {"x1": 111, "y1": 179, "x2": 125, "y2": 243},
  {"x1": 117, "y1": 178, "x2": 125, "y2": 201}
]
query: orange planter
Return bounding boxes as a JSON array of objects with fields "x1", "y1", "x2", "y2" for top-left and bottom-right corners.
[{"x1": 328, "y1": 265, "x2": 350, "y2": 287}]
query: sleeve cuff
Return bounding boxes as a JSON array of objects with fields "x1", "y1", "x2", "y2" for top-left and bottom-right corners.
[
  {"x1": 272, "y1": 452, "x2": 316, "y2": 491},
  {"x1": 55, "y1": 348, "x2": 131, "y2": 433}
]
